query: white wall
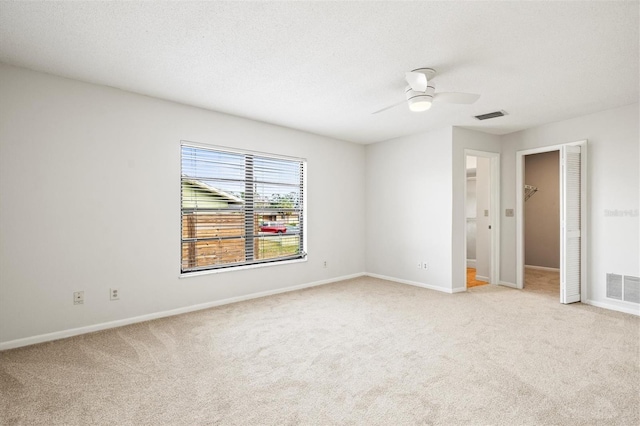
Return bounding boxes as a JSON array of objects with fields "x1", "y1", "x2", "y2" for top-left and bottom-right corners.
[
  {"x1": 452, "y1": 128, "x2": 501, "y2": 290},
  {"x1": 0, "y1": 64, "x2": 366, "y2": 345},
  {"x1": 365, "y1": 127, "x2": 454, "y2": 291},
  {"x1": 501, "y1": 103, "x2": 639, "y2": 311}
]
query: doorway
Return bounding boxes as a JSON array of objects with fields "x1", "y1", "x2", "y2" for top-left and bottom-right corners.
[
  {"x1": 516, "y1": 141, "x2": 587, "y2": 304},
  {"x1": 523, "y1": 151, "x2": 560, "y2": 296},
  {"x1": 464, "y1": 150, "x2": 500, "y2": 290}
]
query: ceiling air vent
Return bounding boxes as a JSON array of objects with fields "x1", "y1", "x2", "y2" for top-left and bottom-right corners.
[{"x1": 474, "y1": 110, "x2": 507, "y2": 121}]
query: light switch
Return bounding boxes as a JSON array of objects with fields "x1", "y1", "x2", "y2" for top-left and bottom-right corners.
[{"x1": 505, "y1": 209, "x2": 514, "y2": 217}]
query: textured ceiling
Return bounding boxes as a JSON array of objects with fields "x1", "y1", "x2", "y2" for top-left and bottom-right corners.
[{"x1": 0, "y1": 1, "x2": 638, "y2": 144}]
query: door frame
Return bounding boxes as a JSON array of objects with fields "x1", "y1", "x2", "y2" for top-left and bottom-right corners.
[
  {"x1": 515, "y1": 140, "x2": 588, "y2": 302},
  {"x1": 464, "y1": 149, "x2": 501, "y2": 289}
]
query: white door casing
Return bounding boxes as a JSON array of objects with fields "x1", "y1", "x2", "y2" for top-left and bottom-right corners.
[
  {"x1": 464, "y1": 149, "x2": 500, "y2": 289},
  {"x1": 516, "y1": 140, "x2": 587, "y2": 303}
]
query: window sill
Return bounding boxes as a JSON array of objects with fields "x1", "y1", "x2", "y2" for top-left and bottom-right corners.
[{"x1": 179, "y1": 257, "x2": 308, "y2": 279}]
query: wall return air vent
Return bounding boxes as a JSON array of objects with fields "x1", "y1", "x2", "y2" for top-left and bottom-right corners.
[
  {"x1": 606, "y1": 273, "x2": 640, "y2": 304},
  {"x1": 623, "y1": 275, "x2": 640, "y2": 304},
  {"x1": 474, "y1": 110, "x2": 507, "y2": 120}
]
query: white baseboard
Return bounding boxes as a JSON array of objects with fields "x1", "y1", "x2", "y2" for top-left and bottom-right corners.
[
  {"x1": 476, "y1": 275, "x2": 489, "y2": 283},
  {"x1": 525, "y1": 265, "x2": 560, "y2": 272},
  {"x1": 365, "y1": 273, "x2": 456, "y2": 294},
  {"x1": 466, "y1": 259, "x2": 476, "y2": 268},
  {"x1": 0, "y1": 272, "x2": 366, "y2": 351},
  {"x1": 584, "y1": 299, "x2": 640, "y2": 316},
  {"x1": 499, "y1": 281, "x2": 518, "y2": 288}
]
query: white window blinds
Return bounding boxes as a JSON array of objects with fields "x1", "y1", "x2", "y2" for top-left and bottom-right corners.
[{"x1": 181, "y1": 143, "x2": 305, "y2": 273}]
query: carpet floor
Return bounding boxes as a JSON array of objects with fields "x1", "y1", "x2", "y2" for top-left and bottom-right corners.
[
  {"x1": 525, "y1": 267, "x2": 561, "y2": 296},
  {"x1": 1, "y1": 274, "x2": 638, "y2": 425}
]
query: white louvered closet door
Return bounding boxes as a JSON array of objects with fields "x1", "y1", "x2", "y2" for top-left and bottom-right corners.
[{"x1": 560, "y1": 145, "x2": 582, "y2": 304}]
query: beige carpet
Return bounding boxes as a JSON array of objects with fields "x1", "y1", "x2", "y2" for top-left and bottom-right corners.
[
  {"x1": 525, "y1": 266, "x2": 561, "y2": 296},
  {"x1": 1, "y1": 275, "x2": 638, "y2": 425}
]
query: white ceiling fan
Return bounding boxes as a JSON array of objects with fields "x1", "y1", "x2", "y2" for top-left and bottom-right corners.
[{"x1": 373, "y1": 68, "x2": 480, "y2": 114}]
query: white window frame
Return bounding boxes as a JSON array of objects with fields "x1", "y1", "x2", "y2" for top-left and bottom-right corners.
[{"x1": 180, "y1": 141, "x2": 307, "y2": 276}]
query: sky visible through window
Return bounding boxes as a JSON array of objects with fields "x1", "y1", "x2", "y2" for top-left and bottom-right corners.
[{"x1": 181, "y1": 146, "x2": 301, "y2": 205}]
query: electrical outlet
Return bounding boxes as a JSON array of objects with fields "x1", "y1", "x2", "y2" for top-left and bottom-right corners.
[
  {"x1": 110, "y1": 288, "x2": 119, "y2": 300},
  {"x1": 323, "y1": 260, "x2": 327, "y2": 268},
  {"x1": 73, "y1": 291, "x2": 84, "y2": 305},
  {"x1": 417, "y1": 262, "x2": 422, "y2": 269},
  {"x1": 423, "y1": 263, "x2": 428, "y2": 270}
]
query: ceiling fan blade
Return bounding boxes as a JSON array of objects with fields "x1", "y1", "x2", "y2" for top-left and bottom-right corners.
[
  {"x1": 371, "y1": 99, "x2": 406, "y2": 114},
  {"x1": 405, "y1": 71, "x2": 427, "y2": 92},
  {"x1": 433, "y1": 92, "x2": 480, "y2": 104}
]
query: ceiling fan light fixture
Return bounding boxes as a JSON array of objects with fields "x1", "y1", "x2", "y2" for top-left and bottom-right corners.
[
  {"x1": 406, "y1": 84, "x2": 435, "y2": 112},
  {"x1": 372, "y1": 68, "x2": 479, "y2": 115},
  {"x1": 408, "y1": 96, "x2": 433, "y2": 112}
]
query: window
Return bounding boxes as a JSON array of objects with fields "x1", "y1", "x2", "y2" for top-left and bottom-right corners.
[{"x1": 181, "y1": 143, "x2": 306, "y2": 273}]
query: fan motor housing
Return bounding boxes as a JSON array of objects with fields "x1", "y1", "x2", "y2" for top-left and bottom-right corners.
[{"x1": 405, "y1": 83, "x2": 435, "y2": 100}]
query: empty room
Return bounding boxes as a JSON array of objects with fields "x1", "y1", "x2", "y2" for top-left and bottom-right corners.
[{"x1": 1, "y1": 1, "x2": 638, "y2": 425}]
